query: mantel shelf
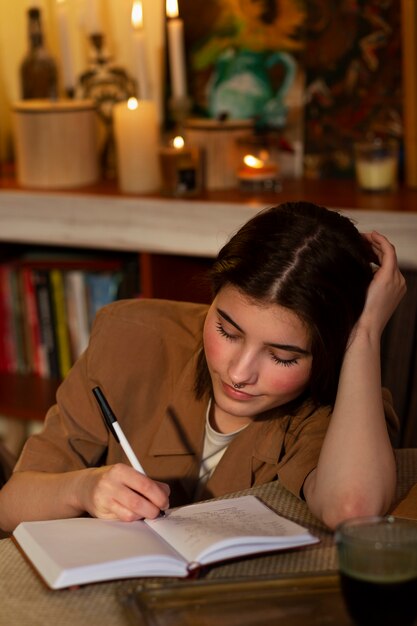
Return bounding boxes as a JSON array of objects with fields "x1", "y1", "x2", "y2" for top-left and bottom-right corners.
[{"x1": 1, "y1": 177, "x2": 417, "y2": 268}]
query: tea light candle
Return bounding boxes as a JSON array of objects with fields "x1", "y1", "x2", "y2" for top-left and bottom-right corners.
[
  {"x1": 159, "y1": 135, "x2": 201, "y2": 195},
  {"x1": 131, "y1": 0, "x2": 151, "y2": 100},
  {"x1": 237, "y1": 154, "x2": 281, "y2": 192},
  {"x1": 166, "y1": 0, "x2": 187, "y2": 99},
  {"x1": 113, "y1": 97, "x2": 161, "y2": 194}
]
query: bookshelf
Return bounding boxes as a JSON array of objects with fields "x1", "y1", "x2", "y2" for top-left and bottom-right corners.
[{"x1": 1, "y1": 179, "x2": 417, "y2": 428}]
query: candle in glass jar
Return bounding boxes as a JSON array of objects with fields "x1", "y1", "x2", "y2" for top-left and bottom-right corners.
[
  {"x1": 354, "y1": 139, "x2": 399, "y2": 192},
  {"x1": 166, "y1": 0, "x2": 187, "y2": 99},
  {"x1": 237, "y1": 154, "x2": 280, "y2": 192},
  {"x1": 113, "y1": 97, "x2": 161, "y2": 194},
  {"x1": 159, "y1": 135, "x2": 201, "y2": 195},
  {"x1": 238, "y1": 154, "x2": 278, "y2": 180}
]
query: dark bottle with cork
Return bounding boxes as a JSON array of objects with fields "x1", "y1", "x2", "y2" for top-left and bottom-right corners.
[{"x1": 20, "y1": 7, "x2": 58, "y2": 99}]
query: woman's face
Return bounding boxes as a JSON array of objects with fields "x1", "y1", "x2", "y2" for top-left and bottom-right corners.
[{"x1": 203, "y1": 284, "x2": 312, "y2": 431}]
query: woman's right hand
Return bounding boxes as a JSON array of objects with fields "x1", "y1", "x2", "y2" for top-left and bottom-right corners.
[{"x1": 78, "y1": 464, "x2": 170, "y2": 521}]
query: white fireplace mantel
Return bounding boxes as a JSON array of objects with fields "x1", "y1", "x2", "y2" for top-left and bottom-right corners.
[{"x1": 1, "y1": 189, "x2": 417, "y2": 269}]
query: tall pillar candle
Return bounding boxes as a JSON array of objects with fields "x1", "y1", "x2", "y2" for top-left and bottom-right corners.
[
  {"x1": 84, "y1": 0, "x2": 103, "y2": 35},
  {"x1": 131, "y1": 0, "x2": 151, "y2": 99},
  {"x1": 166, "y1": 0, "x2": 187, "y2": 99},
  {"x1": 56, "y1": 0, "x2": 76, "y2": 95},
  {"x1": 113, "y1": 97, "x2": 161, "y2": 193}
]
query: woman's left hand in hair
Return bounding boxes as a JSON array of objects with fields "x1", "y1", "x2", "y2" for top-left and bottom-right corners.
[
  {"x1": 304, "y1": 230, "x2": 404, "y2": 529},
  {"x1": 358, "y1": 231, "x2": 406, "y2": 337}
]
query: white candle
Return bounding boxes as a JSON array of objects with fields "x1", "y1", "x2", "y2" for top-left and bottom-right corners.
[
  {"x1": 56, "y1": 0, "x2": 76, "y2": 94},
  {"x1": 166, "y1": 0, "x2": 187, "y2": 100},
  {"x1": 84, "y1": 0, "x2": 103, "y2": 34},
  {"x1": 113, "y1": 97, "x2": 161, "y2": 193},
  {"x1": 131, "y1": 1, "x2": 151, "y2": 100}
]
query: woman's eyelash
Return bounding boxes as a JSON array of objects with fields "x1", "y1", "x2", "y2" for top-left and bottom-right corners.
[
  {"x1": 216, "y1": 321, "x2": 237, "y2": 340},
  {"x1": 216, "y1": 321, "x2": 299, "y2": 366},
  {"x1": 270, "y1": 354, "x2": 298, "y2": 367}
]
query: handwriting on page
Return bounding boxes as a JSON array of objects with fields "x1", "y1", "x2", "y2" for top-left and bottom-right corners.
[
  {"x1": 146, "y1": 498, "x2": 299, "y2": 562},
  {"x1": 167, "y1": 506, "x2": 289, "y2": 548}
]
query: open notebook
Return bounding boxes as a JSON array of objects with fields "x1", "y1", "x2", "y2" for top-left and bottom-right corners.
[{"x1": 13, "y1": 495, "x2": 319, "y2": 589}]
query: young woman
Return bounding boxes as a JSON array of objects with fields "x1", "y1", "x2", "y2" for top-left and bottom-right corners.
[{"x1": 0, "y1": 202, "x2": 405, "y2": 531}]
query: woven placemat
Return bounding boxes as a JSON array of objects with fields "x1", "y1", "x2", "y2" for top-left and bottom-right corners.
[{"x1": 0, "y1": 539, "x2": 128, "y2": 626}]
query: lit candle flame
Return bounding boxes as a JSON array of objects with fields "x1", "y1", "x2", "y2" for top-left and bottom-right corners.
[
  {"x1": 127, "y1": 97, "x2": 139, "y2": 110},
  {"x1": 172, "y1": 135, "x2": 185, "y2": 149},
  {"x1": 166, "y1": 0, "x2": 179, "y2": 19},
  {"x1": 243, "y1": 154, "x2": 264, "y2": 169},
  {"x1": 131, "y1": 0, "x2": 143, "y2": 29}
]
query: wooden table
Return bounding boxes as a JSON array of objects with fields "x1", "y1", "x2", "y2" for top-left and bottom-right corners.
[{"x1": 1, "y1": 450, "x2": 416, "y2": 626}]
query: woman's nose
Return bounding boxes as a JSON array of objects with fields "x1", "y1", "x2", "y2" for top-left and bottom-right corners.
[{"x1": 228, "y1": 349, "x2": 258, "y2": 386}]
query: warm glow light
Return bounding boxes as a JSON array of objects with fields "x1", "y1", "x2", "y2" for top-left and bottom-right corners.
[
  {"x1": 131, "y1": 0, "x2": 143, "y2": 28},
  {"x1": 243, "y1": 154, "x2": 264, "y2": 169},
  {"x1": 172, "y1": 135, "x2": 185, "y2": 149},
  {"x1": 166, "y1": 0, "x2": 179, "y2": 19},
  {"x1": 127, "y1": 97, "x2": 139, "y2": 110}
]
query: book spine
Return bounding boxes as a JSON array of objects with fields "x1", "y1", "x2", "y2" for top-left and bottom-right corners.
[
  {"x1": 0, "y1": 265, "x2": 18, "y2": 373},
  {"x1": 8, "y1": 267, "x2": 29, "y2": 374},
  {"x1": 50, "y1": 268, "x2": 73, "y2": 378},
  {"x1": 33, "y1": 269, "x2": 60, "y2": 379},
  {"x1": 20, "y1": 267, "x2": 47, "y2": 376},
  {"x1": 86, "y1": 271, "x2": 122, "y2": 327},
  {"x1": 64, "y1": 270, "x2": 90, "y2": 361}
]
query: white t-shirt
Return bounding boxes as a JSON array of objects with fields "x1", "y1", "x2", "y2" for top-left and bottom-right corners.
[{"x1": 194, "y1": 399, "x2": 248, "y2": 500}]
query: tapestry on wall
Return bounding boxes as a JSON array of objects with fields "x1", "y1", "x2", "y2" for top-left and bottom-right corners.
[{"x1": 303, "y1": 0, "x2": 402, "y2": 178}]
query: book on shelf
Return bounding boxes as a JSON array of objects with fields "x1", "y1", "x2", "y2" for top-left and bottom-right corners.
[
  {"x1": 12, "y1": 495, "x2": 319, "y2": 590},
  {"x1": 85, "y1": 271, "x2": 123, "y2": 328},
  {"x1": 64, "y1": 270, "x2": 90, "y2": 361},
  {"x1": 50, "y1": 268, "x2": 72, "y2": 378},
  {"x1": 20, "y1": 267, "x2": 47, "y2": 377},
  {"x1": 32, "y1": 269, "x2": 60, "y2": 379},
  {"x1": 0, "y1": 264, "x2": 19, "y2": 374},
  {"x1": 0, "y1": 250, "x2": 140, "y2": 378}
]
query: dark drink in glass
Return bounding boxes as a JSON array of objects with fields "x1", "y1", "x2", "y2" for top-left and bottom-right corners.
[
  {"x1": 339, "y1": 570, "x2": 417, "y2": 626},
  {"x1": 336, "y1": 516, "x2": 417, "y2": 626}
]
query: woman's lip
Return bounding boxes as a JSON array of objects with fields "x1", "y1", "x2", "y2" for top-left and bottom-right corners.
[{"x1": 222, "y1": 381, "x2": 255, "y2": 399}]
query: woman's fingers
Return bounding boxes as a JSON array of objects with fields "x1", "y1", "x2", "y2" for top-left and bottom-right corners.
[{"x1": 83, "y1": 464, "x2": 170, "y2": 521}]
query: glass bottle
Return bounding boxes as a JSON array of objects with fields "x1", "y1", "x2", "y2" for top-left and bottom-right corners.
[{"x1": 20, "y1": 7, "x2": 58, "y2": 100}]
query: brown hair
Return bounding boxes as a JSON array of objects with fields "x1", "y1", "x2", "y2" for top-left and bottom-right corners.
[{"x1": 195, "y1": 201, "x2": 375, "y2": 408}]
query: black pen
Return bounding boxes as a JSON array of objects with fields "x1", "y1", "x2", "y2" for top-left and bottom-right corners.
[{"x1": 92, "y1": 386, "x2": 146, "y2": 475}]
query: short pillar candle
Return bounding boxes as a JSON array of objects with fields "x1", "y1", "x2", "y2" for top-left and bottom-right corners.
[{"x1": 113, "y1": 97, "x2": 161, "y2": 194}]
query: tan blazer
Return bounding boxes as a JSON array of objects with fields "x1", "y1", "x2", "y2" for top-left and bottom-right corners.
[{"x1": 15, "y1": 299, "x2": 399, "y2": 507}]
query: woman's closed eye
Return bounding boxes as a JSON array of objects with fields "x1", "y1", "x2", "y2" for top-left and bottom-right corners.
[
  {"x1": 270, "y1": 352, "x2": 298, "y2": 367},
  {"x1": 216, "y1": 321, "x2": 300, "y2": 367},
  {"x1": 216, "y1": 321, "x2": 239, "y2": 341}
]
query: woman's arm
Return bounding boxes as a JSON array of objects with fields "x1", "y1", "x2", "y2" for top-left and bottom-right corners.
[
  {"x1": 303, "y1": 231, "x2": 406, "y2": 529},
  {"x1": 0, "y1": 464, "x2": 170, "y2": 533}
]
